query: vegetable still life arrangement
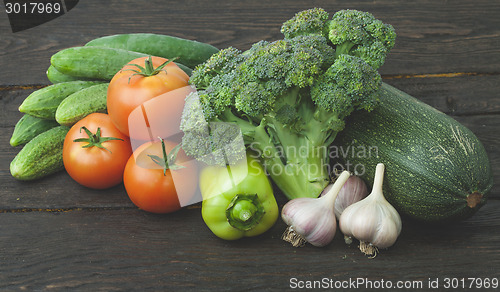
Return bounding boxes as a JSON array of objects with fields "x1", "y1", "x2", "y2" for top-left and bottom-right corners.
[{"x1": 8, "y1": 7, "x2": 493, "y2": 258}]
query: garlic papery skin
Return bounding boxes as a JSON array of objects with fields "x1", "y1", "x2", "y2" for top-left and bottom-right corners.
[
  {"x1": 321, "y1": 175, "x2": 368, "y2": 219},
  {"x1": 339, "y1": 163, "x2": 402, "y2": 257},
  {"x1": 281, "y1": 171, "x2": 351, "y2": 247}
]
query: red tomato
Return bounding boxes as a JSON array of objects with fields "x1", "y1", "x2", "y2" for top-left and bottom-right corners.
[
  {"x1": 107, "y1": 56, "x2": 190, "y2": 136},
  {"x1": 123, "y1": 140, "x2": 198, "y2": 214},
  {"x1": 63, "y1": 113, "x2": 132, "y2": 189}
]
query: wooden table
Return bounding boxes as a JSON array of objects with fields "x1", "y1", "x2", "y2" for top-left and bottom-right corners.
[{"x1": 1, "y1": 0, "x2": 499, "y2": 290}]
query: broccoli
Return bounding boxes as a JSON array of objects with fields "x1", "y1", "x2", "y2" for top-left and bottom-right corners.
[
  {"x1": 181, "y1": 8, "x2": 394, "y2": 200},
  {"x1": 281, "y1": 8, "x2": 396, "y2": 69}
]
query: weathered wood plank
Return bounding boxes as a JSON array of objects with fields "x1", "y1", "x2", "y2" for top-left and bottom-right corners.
[
  {"x1": 1, "y1": 0, "x2": 500, "y2": 85},
  {"x1": 0, "y1": 200, "x2": 498, "y2": 290},
  {"x1": 384, "y1": 75, "x2": 500, "y2": 116}
]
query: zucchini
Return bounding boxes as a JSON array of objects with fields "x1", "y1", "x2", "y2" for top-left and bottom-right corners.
[
  {"x1": 10, "y1": 115, "x2": 59, "y2": 147},
  {"x1": 46, "y1": 65, "x2": 101, "y2": 83},
  {"x1": 335, "y1": 83, "x2": 493, "y2": 222},
  {"x1": 10, "y1": 126, "x2": 70, "y2": 180},
  {"x1": 19, "y1": 81, "x2": 103, "y2": 119},
  {"x1": 56, "y1": 83, "x2": 109, "y2": 126},
  {"x1": 51, "y1": 46, "x2": 193, "y2": 80},
  {"x1": 85, "y1": 33, "x2": 219, "y2": 69}
]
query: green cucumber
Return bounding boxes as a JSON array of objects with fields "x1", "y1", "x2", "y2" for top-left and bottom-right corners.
[
  {"x1": 51, "y1": 46, "x2": 193, "y2": 80},
  {"x1": 10, "y1": 126, "x2": 70, "y2": 180},
  {"x1": 56, "y1": 83, "x2": 109, "y2": 126},
  {"x1": 46, "y1": 65, "x2": 101, "y2": 83},
  {"x1": 335, "y1": 82, "x2": 493, "y2": 222},
  {"x1": 10, "y1": 115, "x2": 59, "y2": 147},
  {"x1": 19, "y1": 81, "x2": 103, "y2": 119},
  {"x1": 51, "y1": 47, "x2": 147, "y2": 80},
  {"x1": 85, "y1": 33, "x2": 219, "y2": 69}
]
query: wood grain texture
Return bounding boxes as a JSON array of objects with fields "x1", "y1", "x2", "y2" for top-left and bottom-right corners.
[
  {"x1": 0, "y1": 201, "x2": 498, "y2": 291},
  {"x1": 1, "y1": 0, "x2": 500, "y2": 85},
  {"x1": 1, "y1": 0, "x2": 499, "y2": 290}
]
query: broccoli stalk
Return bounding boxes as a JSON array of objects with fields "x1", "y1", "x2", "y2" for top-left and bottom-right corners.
[{"x1": 181, "y1": 8, "x2": 395, "y2": 200}]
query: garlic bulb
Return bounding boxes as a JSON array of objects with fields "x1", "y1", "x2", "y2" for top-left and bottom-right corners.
[
  {"x1": 339, "y1": 163, "x2": 402, "y2": 257},
  {"x1": 281, "y1": 171, "x2": 351, "y2": 247},
  {"x1": 321, "y1": 175, "x2": 368, "y2": 219}
]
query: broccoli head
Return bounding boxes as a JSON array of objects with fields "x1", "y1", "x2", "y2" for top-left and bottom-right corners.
[
  {"x1": 311, "y1": 54, "x2": 381, "y2": 117},
  {"x1": 326, "y1": 9, "x2": 396, "y2": 68},
  {"x1": 181, "y1": 8, "x2": 395, "y2": 200},
  {"x1": 280, "y1": 8, "x2": 396, "y2": 69},
  {"x1": 281, "y1": 7, "x2": 330, "y2": 38}
]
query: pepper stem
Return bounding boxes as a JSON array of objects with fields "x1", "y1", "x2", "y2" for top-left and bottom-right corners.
[{"x1": 225, "y1": 194, "x2": 265, "y2": 231}]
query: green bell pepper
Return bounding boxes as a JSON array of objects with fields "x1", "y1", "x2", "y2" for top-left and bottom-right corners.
[{"x1": 200, "y1": 154, "x2": 279, "y2": 240}]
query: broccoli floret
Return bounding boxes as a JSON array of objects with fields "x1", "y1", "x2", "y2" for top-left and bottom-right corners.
[
  {"x1": 311, "y1": 54, "x2": 381, "y2": 117},
  {"x1": 189, "y1": 47, "x2": 244, "y2": 90},
  {"x1": 181, "y1": 8, "x2": 395, "y2": 200},
  {"x1": 281, "y1": 7, "x2": 329, "y2": 38},
  {"x1": 326, "y1": 9, "x2": 396, "y2": 69},
  {"x1": 280, "y1": 8, "x2": 396, "y2": 69}
]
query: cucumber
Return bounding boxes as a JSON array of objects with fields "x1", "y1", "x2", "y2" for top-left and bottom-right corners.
[
  {"x1": 46, "y1": 65, "x2": 101, "y2": 83},
  {"x1": 334, "y1": 83, "x2": 494, "y2": 222},
  {"x1": 56, "y1": 83, "x2": 109, "y2": 126},
  {"x1": 51, "y1": 47, "x2": 148, "y2": 80},
  {"x1": 10, "y1": 115, "x2": 59, "y2": 147},
  {"x1": 51, "y1": 46, "x2": 193, "y2": 80},
  {"x1": 10, "y1": 126, "x2": 70, "y2": 180},
  {"x1": 85, "y1": 33, "x2": 219, "y2": 69},
  {"x1": 19, "y1": 81, "x2": 103, "y2": 120}
]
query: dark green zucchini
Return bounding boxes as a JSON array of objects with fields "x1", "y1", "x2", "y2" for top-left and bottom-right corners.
[{"x1": 335, "y1": 82, "x2": 493, "y2": 222}]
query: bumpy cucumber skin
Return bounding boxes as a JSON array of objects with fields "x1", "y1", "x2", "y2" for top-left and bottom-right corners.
[
  {"x1": 51, "y1": 47, "x2": 148, "y2": 80},
  {"x1": 46, "y1": 65, "x2": 101, "y2": 83},
  {"x1": 56, "y1": 83, "x2": 109, "y2": 126},
  {"x1": 10, "y1": 126, "x2": 70, "y2": 180},
  {"x1": 19, "y1": 81, "x2": 103, "y2": 120},
  {"x1": 51, "y1": 46, "x2": 193, "y2": 80},
  {"x1": 10, "y1": 115, "x2": 59, "y2": 147},
  {"x1": 85, "y1": 33, "x2": 219, "y2": 69},
  {"x1": 335, "y1": 83, "x2": 493, "y2": 222}
]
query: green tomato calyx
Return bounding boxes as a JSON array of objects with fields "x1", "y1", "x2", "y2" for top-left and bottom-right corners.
[
  {"x1": 147, "y1": 137, "x2": 185, "y2": 176},
  {"x1": 73, "y1": 126, "x2": 124, "y2": 153},
  {"x1": 225, "y1": 194, "x2": 265, "y2": 231},
  {"x1": 123, "y1": 55, "x2": 179, "y2": 83}
]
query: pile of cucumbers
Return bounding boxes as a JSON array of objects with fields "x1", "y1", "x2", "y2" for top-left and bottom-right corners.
[{"x1": 10, "y1": 33, "x2": 219, "y2": 181}]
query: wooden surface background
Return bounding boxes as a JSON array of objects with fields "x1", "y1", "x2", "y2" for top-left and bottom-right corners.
[{"x1": 1, "y1": 0, "x2": 499, "y2": 290}]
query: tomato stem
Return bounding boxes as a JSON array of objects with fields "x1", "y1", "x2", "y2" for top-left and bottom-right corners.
[
  {"x1": 123, "y1": 56, "x2": 180, "y2": 83},
  {"x1": 73, "y1": 126, "x2": 124, "y2": 152},
  {"x1": 147, "y1": 137, "x2": 184, "y2": 176}
]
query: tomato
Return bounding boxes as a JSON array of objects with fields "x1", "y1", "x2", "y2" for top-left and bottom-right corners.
[
  {"x1": 107, "y1": 56, "x2": 190, "y2": 136},
  {"x1": 63, "y1": 113, "x2": 132, "y2": 189},
  {"x1": 123, "y1": 139, "x2": 198, "y2": 214}
]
